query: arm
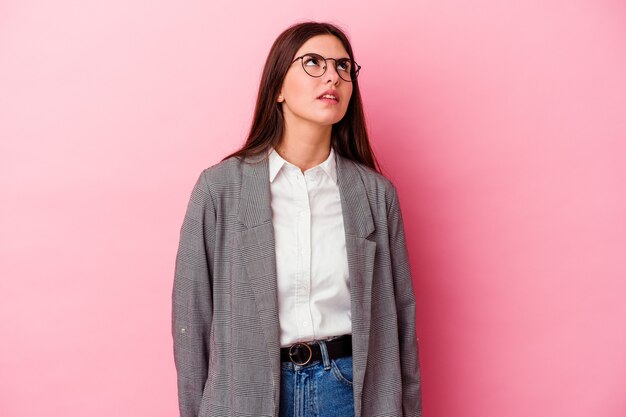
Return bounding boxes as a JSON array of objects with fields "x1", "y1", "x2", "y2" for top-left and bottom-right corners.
[
  {"x1": 387, "y1": 186, "x2": 422, "y2": 417},
  {"x1": 172, "y1": 170, "x2": 216, "y2": 417}
]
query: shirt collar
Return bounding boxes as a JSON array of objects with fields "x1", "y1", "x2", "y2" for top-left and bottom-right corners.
[{"x1": 268, "y1": 146, "x2": 337, "y2": 184}]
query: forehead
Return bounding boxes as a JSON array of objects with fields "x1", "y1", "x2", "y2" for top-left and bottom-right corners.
[{"x1": 294, "y1": 34, "x2": 350, "y2": 58}]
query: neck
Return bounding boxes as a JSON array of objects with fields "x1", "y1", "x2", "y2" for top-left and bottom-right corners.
[{"x1": 276, "y1": 120, "x2": 332, "y2": 172}]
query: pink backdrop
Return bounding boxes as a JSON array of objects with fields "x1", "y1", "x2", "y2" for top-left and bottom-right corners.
[{"x1": 1, "y1": 1, "x2": 625, "y2": 416}]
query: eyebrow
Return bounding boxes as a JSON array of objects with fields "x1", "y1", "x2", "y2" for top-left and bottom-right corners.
[{"x1": 303, "y1": 52, "x2": 351, "y2": 60}]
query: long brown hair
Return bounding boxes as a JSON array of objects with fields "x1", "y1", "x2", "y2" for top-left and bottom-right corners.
[{"x1": 222, "y1": 21, "x2": 380, "y2": 172}]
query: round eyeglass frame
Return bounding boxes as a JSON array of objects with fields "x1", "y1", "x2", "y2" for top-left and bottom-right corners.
[{"x1": 291, "y1": 53, "x2": 361, "y2": 82}]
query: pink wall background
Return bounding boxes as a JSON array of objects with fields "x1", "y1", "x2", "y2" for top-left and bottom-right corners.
[{"x1": 1, "y1": 1, "x2": 625, "y2": 416}]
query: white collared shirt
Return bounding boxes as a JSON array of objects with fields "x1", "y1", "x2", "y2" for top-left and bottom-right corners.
[{"x1": 268, "y1": 147, "x2": 352, "y2": 347}]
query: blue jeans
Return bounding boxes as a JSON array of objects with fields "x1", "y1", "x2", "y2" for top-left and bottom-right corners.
[{"x1": 279, "y1": 339, "x2": 355, "y2": 417}]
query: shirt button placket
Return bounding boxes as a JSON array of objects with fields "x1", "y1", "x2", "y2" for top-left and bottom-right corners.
[
  {"x1": 296, "y1": 167, "x2": 310, "y2": 340},
  {"x1": 301, "y1": 173, "x2": 314, "y2": 339}
]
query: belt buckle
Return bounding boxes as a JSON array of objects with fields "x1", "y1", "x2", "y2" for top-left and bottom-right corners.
[{"x1": 288, "y1": 342, "x2": 313, "y2": 366}]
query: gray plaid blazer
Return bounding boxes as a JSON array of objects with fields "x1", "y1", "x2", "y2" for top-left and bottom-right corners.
[{"x1": 172, "y1": 151, "x2": 422, "y2": 417}]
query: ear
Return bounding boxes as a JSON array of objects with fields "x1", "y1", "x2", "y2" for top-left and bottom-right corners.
[{"x1": 277, "y1": 93, "x2": 284, "y2": 103}]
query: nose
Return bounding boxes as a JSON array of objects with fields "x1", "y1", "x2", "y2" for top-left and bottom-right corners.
[{"x1": 323, "y1": 59, "x2": 341, "y2": 84}]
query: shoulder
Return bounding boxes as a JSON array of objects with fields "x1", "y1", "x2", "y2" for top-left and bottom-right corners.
[
  {"x1": 193, "y1": 154, "x2": 264, "y2": 197},
  {"x1": 198, "y1": 156, "x2": 246, "y2": 186},
  {"x1": 340, "y1": 156, "x2": 399, "y2": 203}
]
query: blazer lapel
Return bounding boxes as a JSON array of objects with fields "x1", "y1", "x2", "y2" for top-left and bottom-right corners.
[
  {"x1": 336, "y1": 154, "x2": 376, "y2": 417},
  {"x1": 236, "y1": 154, "x2": 282, "y2": 414},
  {"x1": 236, "y1": 152, "x2": 377, "y2": 417}
]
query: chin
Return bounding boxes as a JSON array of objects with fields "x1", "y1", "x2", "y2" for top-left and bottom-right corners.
[
  {"x1": 313, "y1": 112, "x2": 348, "y2": 126},
  {"x1": 314, "y1": 119, "x2": 342, "y2": 127}
]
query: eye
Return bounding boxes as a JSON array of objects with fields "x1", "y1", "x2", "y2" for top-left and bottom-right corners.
[
  {"x1": 337, "y1": 59, "x2": 351, "y2": 72},
  {"x1": 303, "y1": 55, "x2": 322, "y2": 67}
]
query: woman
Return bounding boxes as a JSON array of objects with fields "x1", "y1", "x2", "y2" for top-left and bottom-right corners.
[{"x1": 172, "y1": 21, "x2": 422, "y2": 417}]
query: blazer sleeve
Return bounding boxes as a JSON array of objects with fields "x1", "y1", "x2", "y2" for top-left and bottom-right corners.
[
  {"x1": 172, "y1": 170, "x2": 216, "y2": 417},
  {"x1": 387, "y1": 186, "x2": 423, "y2": 417}
]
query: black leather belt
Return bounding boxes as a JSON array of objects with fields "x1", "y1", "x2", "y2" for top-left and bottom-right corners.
[{"x1": 280, "y1": 334, "x2": 352, "y2": 365}]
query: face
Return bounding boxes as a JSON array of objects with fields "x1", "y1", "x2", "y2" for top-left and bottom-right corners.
[{"x1": 277, "y1": 34, "x2": 354, "y2": 129}]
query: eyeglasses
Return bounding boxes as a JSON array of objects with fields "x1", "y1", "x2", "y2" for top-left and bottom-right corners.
[{"x1": 291, "y1": 53, "x2": 361, "y2": 82}]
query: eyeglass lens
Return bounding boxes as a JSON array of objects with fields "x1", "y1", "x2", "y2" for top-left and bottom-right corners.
[{"x1": 300, "y1": 53, "x2": 358, "y2": 81}]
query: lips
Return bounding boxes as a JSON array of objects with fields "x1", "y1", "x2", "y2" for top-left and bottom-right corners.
[{"x1": 317, "y1": 89, "x2": 339, "y2": 102}]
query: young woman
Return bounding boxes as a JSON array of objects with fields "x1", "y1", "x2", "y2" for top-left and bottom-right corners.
[{"x1": 172, "y1": 21, "x2": 422, "y2": 417}]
